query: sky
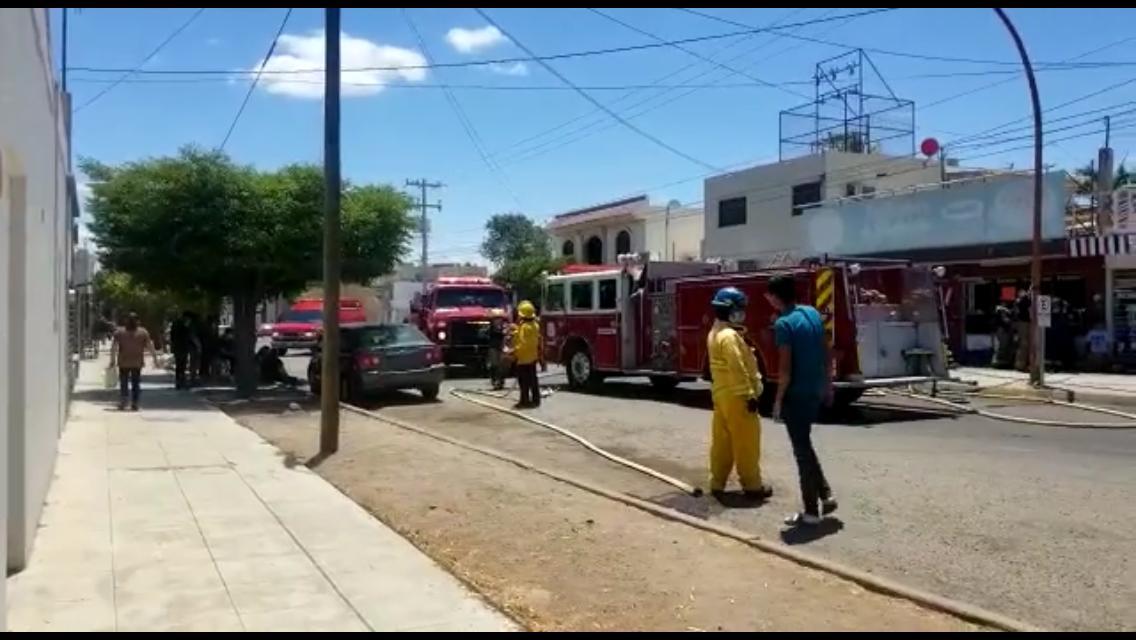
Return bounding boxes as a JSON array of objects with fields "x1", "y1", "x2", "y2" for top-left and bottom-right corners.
[{"x1": 56, "y1": 8, "x2": 1136, "y2": 264}]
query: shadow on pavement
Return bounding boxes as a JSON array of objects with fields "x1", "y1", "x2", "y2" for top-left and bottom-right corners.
[
  {"x1": 779, "y1": 517, "x2": 844, "y2": 545},
  {"x1": 72, "y1": 387, "x2": 219, "y2": 412},
  {"x1": 557, "y1": 381, "x2": 714, "y2": 411}
]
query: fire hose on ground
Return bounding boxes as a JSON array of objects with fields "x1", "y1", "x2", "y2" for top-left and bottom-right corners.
[
  {"x1": 882, "y1": 387, "x2": 1136, "y2": 429},
  {"x1": 451, "y1": 388, "x2": 703, "y2": 496},
  {"x1": 340, "y1": 395, "x2": 1039, "y2": 631}
]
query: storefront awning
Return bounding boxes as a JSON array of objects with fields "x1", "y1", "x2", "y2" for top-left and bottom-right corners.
[{"x1": 1069, "y1": 234, "x2": 1135, "y2": 257}]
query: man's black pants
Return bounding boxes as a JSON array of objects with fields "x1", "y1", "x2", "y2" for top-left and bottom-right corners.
[
  {"x1": 782, "y1": 396, "x2": 832, "y2": 516},
  {"x1": 119, "y1": 367, "x2": 142, "y2": 407},
  {"x1": 516, "y1": 363, "x2": 540, "y2": 407},
  {"x1": 173, "y1": 351, "x2": 189, "y2": 389}
]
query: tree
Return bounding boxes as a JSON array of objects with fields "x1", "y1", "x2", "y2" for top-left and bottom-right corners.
[
  {"x1": 92, "y1": 270, "x2": 190, "y2": 349},
  {"x1": 493, "y1": 253, "x2": 563, "y2": 307},
  {"x1": 1074, "y1": 161, "x2": 1133, "y2": 195},
  {"x1": 479, "y1": 213, "x2": 560, "y2": 305},
  {"x1": 83, "y1": 146, "x2": 414, "y2": 396},
  {"x1": 480, "y1": 213, "x2": 550, "y2": 264}
]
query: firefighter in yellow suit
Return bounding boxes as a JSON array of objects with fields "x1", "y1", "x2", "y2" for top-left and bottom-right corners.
[
  {"x1": 707, "y1": 286, "x2": 772, "y2": 500},
  {"x1": 512, "y1": 300, "x2": 543, "y2": 409}
]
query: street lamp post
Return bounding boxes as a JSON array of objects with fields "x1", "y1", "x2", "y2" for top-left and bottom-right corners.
[{"x1": 994, "y1": 8, "x2": 1044, "y2": 387}]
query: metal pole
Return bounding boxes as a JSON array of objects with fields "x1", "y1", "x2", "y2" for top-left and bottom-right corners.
[
  {"x1": 994, "y1": 8, "x2": 1044, "y2": 387},
  {"x1": 664, "y1": 202, "x2": 671, "y2": 260},
  {"x1": 319, "y1": 7, "x2": 342, "y2": 456}
]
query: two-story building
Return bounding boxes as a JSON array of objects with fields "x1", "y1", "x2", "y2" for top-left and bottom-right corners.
[{"x1": 546, "y1": 195, "x2": 702, "y2": 265}]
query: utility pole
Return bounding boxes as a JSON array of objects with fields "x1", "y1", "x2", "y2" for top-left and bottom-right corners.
[
  {"x1": 319, "y1": 7, "x2": 342, "y2": 456},
  {"x1": 994, "y1": 8, "x2": 1044, "y2": 387},
  {"x1": 405, "y1": 179, "x2": 442, "y2": 293},
  {"x1": 1099, "y1": 116, "x2": 1115, "y2": 232}
]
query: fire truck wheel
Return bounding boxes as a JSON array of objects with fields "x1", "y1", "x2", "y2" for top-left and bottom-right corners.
[
  {"x1": 649, "y1": 376, "x2": 679, "y2": 392},
  {"x1": 566, "y1": 348, "x2": 596, "y2": 390}
]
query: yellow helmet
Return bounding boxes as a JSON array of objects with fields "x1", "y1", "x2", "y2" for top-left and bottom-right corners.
[{"x1": 517, "y1": 300, "x2": 536, "y2": 319}]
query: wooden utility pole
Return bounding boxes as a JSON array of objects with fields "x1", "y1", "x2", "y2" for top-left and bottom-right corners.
[
  {"x1": 320, "y1": 7, "x2": 342, "y2": 456},
  {"x1": 405, "y1": 179, "x2": 442, "y2": 293}
]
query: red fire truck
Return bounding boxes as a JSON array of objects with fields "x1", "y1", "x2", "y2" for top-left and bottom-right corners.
[
  {"x1": 541, "y1": 258, "x2": 947, "y2": 413},
  {"x1": 409, "y1": 276, "x2": 511, "y2": 369}
]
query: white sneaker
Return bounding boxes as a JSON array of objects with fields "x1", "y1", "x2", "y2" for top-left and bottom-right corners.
[{"x1": 784, "y1": 512, "x2": 822, "y2": 527}]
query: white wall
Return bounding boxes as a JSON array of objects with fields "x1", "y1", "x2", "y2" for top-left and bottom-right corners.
[
  {"x1": 643, "y1": 208, "x2": 703, "y2": 261},
  {"x1": 702, "y1": 152, "x2": 939, "y2": 263},
  {"x1": 1, "y1": 8, "x2": 73, "y2": 578}
]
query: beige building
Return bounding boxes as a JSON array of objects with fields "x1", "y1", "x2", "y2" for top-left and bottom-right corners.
[{"x1": 546, "y1": 195, "x2": 703, "y2": 265}]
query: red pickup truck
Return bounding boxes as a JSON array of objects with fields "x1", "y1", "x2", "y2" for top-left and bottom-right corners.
[{"x1": 270, "y1": 298, "x2": 366, "y2": 354}]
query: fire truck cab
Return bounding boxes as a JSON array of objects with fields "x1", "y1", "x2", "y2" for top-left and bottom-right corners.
[
  {"x1": 410, "y1": 276, "x2": 511, "y2": 369},
  {"x1": 542, "y1": 257, "x2": 948, "y2": 413}
]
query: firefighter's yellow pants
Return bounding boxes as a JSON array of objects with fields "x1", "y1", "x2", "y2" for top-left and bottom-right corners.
[{"x1": 709, "y1": 394, "x2": 762, "y2": 492}]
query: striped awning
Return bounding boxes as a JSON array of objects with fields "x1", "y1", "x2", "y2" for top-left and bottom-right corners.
[{"x1": 1068, "y1": 234, "x2": 1135, "y2": 257}]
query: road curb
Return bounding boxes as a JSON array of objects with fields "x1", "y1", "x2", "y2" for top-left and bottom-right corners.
[{"x1": 343, "y1": 403, "x2": 1042, "y2": 632}]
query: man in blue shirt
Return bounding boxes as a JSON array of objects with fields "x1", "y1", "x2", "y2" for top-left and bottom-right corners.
[{"x1": 766, "y1": 274, "x2": 838, "y2": 527}]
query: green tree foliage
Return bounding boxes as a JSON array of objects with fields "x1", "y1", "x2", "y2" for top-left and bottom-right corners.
[
  {"x1": 83, "y1": 146, "x2": 414, "y2": 395},
  {"x1": 479, "y1": 213, "x2": 561, "y2": 306},
  {"x1": 92, "y1": 270, "x2": 186, "y2": 348},
  {"x1": 480, "y1": 213, "x2": 550, "y2": 264}
]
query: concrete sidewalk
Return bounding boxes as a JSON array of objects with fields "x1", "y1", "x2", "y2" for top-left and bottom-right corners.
[
  {"x1": 6, "y1": 361, "x2": 516, "y2": 632},
  {"x1": 954, "y1": 367, "x2": 1136, "y2": 406}
]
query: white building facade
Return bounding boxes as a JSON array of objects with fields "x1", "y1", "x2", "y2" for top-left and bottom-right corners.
[
  {"x1": 702, "y1": 151, "x2": 941, "y2": 267},
  {"x1": 547, "y1": 195, "x2": 703, "y2": 265},
  {"x1": 1, "y1": 6, "x2": 76, "y2": 599}
]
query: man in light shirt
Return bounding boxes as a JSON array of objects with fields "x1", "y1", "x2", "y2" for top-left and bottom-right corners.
[{"x1": 110, "y1": 312, "x2": 159, "y2": 411}]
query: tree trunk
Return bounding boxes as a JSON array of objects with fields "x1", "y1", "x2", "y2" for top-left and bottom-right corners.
[{"x1": 232, "y1": 291, "x2": 258, "y2": 398}]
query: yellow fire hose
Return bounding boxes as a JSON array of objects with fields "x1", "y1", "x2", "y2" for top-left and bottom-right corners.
[{"x1": 451, "y1": 389, "x2": 703, "y2": 496}]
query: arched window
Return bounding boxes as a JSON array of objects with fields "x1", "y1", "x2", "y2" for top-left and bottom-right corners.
[
  {"x1": 584, "y1": 236, "x2": 604, "y2": 265},
  {"x1": 561, "y1": 240, "x2": 575, "y2": 259},
  {"x1": 615, "y1": 230, "x2": 631, "y2": 256}
]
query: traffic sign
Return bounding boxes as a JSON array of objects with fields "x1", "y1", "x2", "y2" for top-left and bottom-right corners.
[{"x1": 1037, "y1": 295, "x2": 1052, "y2": 328}]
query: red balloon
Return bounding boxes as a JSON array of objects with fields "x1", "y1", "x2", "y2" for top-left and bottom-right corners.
[{"x1": 920, "y1": 137, "x2": 940, "y2": 157}]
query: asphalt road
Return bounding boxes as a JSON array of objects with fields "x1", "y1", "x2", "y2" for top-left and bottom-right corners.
[{"x1": 280, "y1": 354, "x2": 1136, "y2": 631}]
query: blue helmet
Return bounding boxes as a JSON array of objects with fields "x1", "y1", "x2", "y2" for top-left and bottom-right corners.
[{"x1": 711, "y1": 286, "x2": 747, "y2": 310}]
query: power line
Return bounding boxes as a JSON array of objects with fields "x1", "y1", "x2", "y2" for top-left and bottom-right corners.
[
  {"x1": 486, "y1": 8, "x2": 853, "y2": 173},
  {"x1": 69, "y1": 8, "x2": 900, "y2": 77},
  {"x1": 66, "y1": 76, "x2": 817, "y2": 90},
  {"x1": 476, "y1": 8, "x2": 814, "y2": 168},
  {"x1": 73, "y1": 8, "x2": 205, "y2": 113},
  {"x1": 677, "y1": 8, "x2": 1136, "y2": 69},
  {"x1": 219, "y1": 8, "x2": 293, "y2": 151},
  {"x1": 586, "y1": 7, "x2": 810, "y2": 101},
  {"x1": 474, "y1": 7, "x2": 722, "y2": 172},
  {"x1": 399, "y1": 8, "x2": 522, "y2": 208}
]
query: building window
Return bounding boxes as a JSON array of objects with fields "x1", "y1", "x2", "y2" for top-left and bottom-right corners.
[
  {"x1": 791, "y1": 180, "x2": 823, "y2": 216},
  {"x1": 584, "y1": 236, "x2": 604, "y2": 265},
  {"x1": 545, "y1": 283, "x2": 565, "y2": 312},
  {"x1": 598, "y1": 278, "x2": 617, "y2": 310},
  {"x1": 615, "y1": 230, "x2": 631, "y2": 256},
  {"x1": 561, "y1": 240, "x2": 575, "y2": 259},
  {"x1": 570, "y1": 281, "x2": 594, "y2": 311},
  {"x1": 737, "y1": 259, "x2": 759, "y2": 272},
  {"x1": 718, "y1": 197, "x2": 747, "y2": 228}
]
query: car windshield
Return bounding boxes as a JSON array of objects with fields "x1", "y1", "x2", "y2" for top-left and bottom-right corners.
[
  {"x1": 434, "y1": 288, "x2": 507, "y2": 309},
  {"x1": 279, "y1": 309, "x2": 322, "y2": 323},
  {"x1": 351, "y1": 325, "x2": 431, "y2": 348}
]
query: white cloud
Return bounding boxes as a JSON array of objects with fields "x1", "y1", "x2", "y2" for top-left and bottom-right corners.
[
  {"x1": 445, "y1": 25, "x2": 507, "y2": 54},
  {"x1": 488, "y1": 62, "x2": 528, "y2": 77},
  {"x1": 206, "y1": 37, "x2": 221, "y2": 47},
  {"x1": 254, "y1": 30, "x2": 427, "y2": 99}
]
